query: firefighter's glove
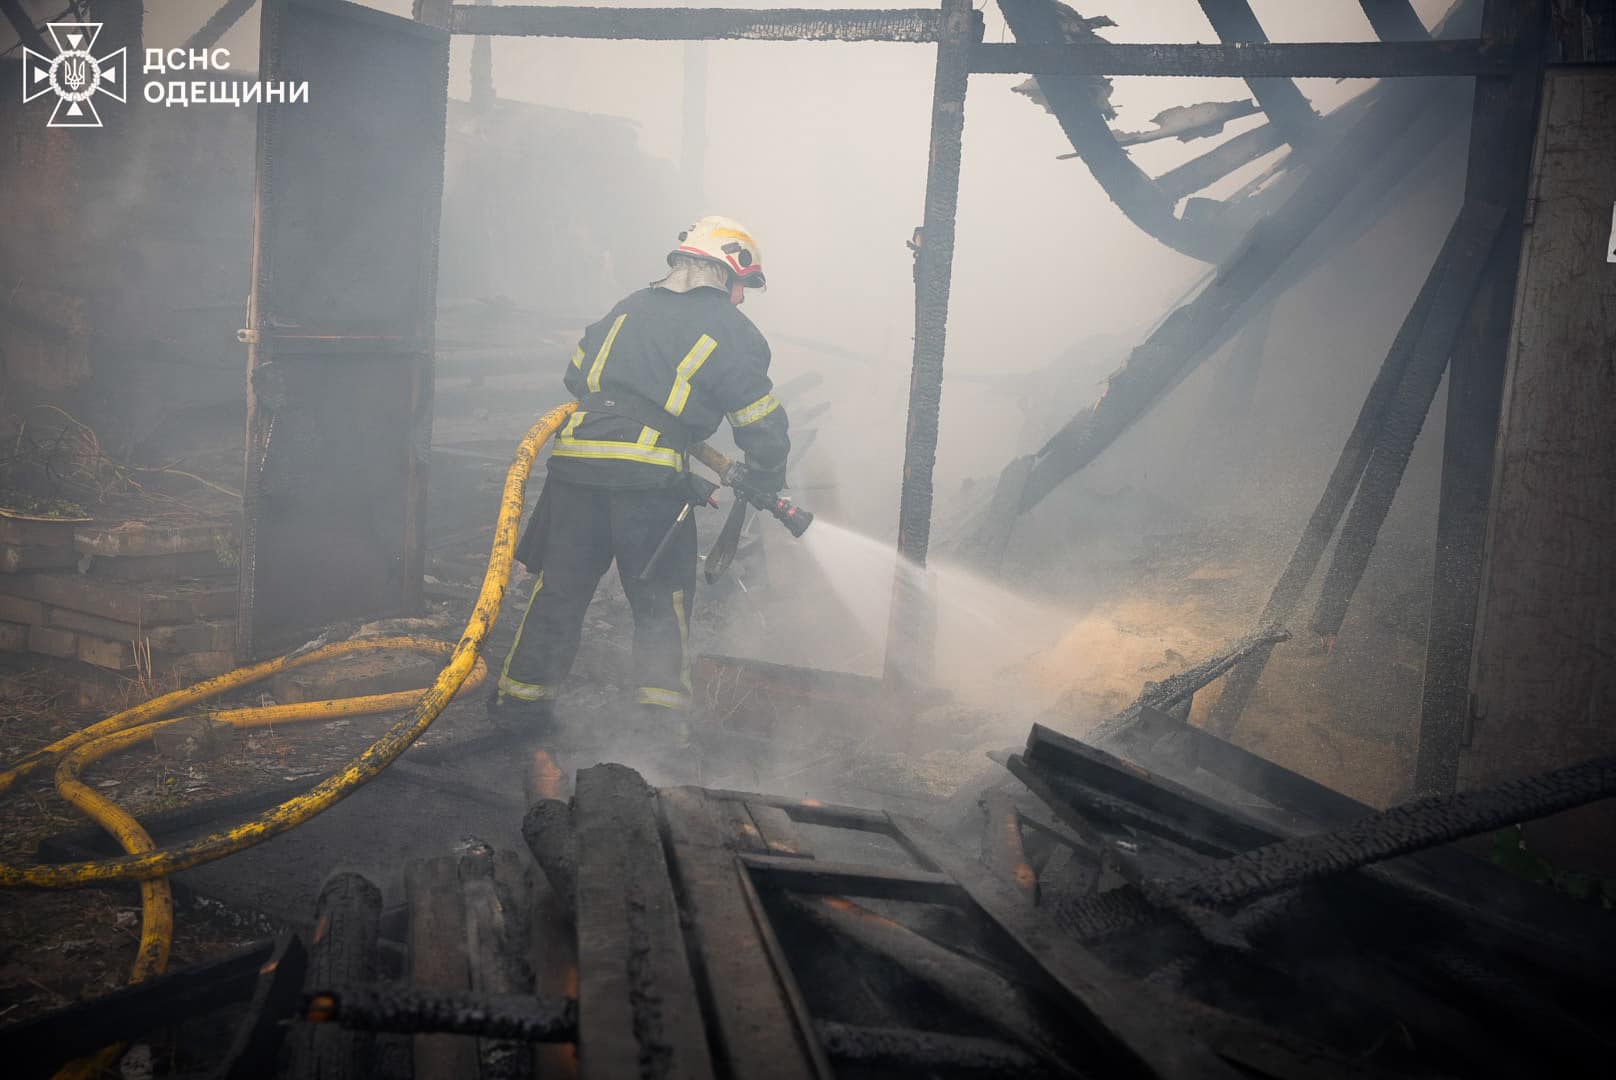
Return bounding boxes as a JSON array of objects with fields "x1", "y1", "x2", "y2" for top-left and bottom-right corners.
[
  {"x1": 742, "y1": 463, "x2": 787, "y2": 494},
  {"x1": 685, "y1": 474, "x2": 721, "y2": 508}
]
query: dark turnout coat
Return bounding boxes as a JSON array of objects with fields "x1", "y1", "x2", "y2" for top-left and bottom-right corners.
[{"x1": 544, "y1": 286, "x2": 790, "y2": 489}]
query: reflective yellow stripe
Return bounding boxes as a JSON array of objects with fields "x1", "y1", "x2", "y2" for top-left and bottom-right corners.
[
  {"x1": 636, "y1": 686, "x2": 691, "y2": 709},
  {"x1": 586, "y1": 313, "x2": 627, "y2": 393},
  {"x1": 569, "y1": 345, "x2": 584, "y2": 370},
  {"x1": 728, "y1": 393, "x2": 780, "y2": 427},
  {"x1": 664, "y1": 334, "x2": 717, "y2": 417},
  {"x1": 498, "y1": 573, "x2": 555, "y2": 701},
  {"x1": 552, "y1": 437, "x2": 682, "y2": 469},
  {"x1": 638, "y1": 426, "x2": 660, "y2": 447},
  {"x1": 672, "y1": 590, "x2": 691, "y2": 693},
  {"x1": 499, "y1": 677, "x2": 555, "y2": 702},
  {"x1": 562, "y1": 411, "x2": 587, "y2": 437}
]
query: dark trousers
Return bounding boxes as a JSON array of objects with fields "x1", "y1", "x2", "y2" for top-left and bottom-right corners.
[{"x1": 498, "y1": 477, "x2": 696, "y2": 710}]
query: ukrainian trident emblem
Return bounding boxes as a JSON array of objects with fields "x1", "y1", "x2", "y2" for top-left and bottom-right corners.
[{"x1": 21, "y1": 22, "x2": 127, "y2": 128}]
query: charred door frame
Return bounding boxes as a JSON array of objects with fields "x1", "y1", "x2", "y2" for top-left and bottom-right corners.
[
  {"x1": 239, "y1": 0, "x2": 449, "y2": 658},
  {"x1": 398, "y1": 3, "x2": 1521, "y2": 687}
]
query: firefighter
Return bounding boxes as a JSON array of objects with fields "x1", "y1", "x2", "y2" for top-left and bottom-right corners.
[{"x1": 491, "y1": 216, "x2": 790, "y2": 754}]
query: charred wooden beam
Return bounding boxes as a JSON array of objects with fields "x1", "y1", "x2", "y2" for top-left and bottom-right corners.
[
  {"x1": 0, "y1": 939, "x2": 277, "y2": 1076},
  {"x1": 741, "y1": 852, "x2": 968, "y2": 904},
  {"x1": 184, "y1": 0, "x2": 258, "y2": 51},
  {"x1": 1004, "y1": 76, "x2": 1446, "y2": 518},
  {"x1": 573, "y1": 766, "x2": 715, "y2": 1079},
  {"x1": 885, "y1": 0, "x2": 978, "y2": 685},
  {"x1": 817, "y1": 1021, "x2": 1050, "y2": 1077},
  {"x1": 404, "y1": 856, "x2": 479, "y2": 1078},
  {"x1": 303, "y1": 984, "x2": 577, "y2": 1040},
  {"x1": 784, "y1": 894, "x2": 1078, "y2": 1072},
  {"x1": 1205, "y1": 201, "x2": 1506, "y2": 735},
  {"x1": 216, "y1": 931, "x2": 310, "y2": 1080},
  {"x1": 1195, "y1": 1, "x2": 1316, "y2": 141},
  {"x1": 1153, "y1": 121, "x2": 1286, "y2": 202},
  {"x1": 968, "y1": 39, "x2": 1516, "y2": 77},
  {"x1": 1024, "y1": 724, "x2": 1282, "y2": 853},
  {"x1": 1359, "y1": 0, "x2": 1433, "y2": 42},
  {"x1": 1164, "y1": 753, "x2": 1616, "y2": 911},
  {"x1": 450, "y1": 5, "x2": 943, "y2": 41},
  {"x1": 1309, "y1": 201, "x2": 1507, "y2": 639},
  {"x1": 287, "y1": 874, "x2": 384, "y2": 1079},
  {"x1": 996, "y1": 0, "x2": 1235, "y2": 262},
  {"x1": 521, "y1": 797, "x2": 577, "y2": 920},
  {"x1": 701, "y1": 787, "x2": 898, "y2": 833},
  {"x1": 1415, "y1": 0, "x2": 1550, "y2": 796},
  {"x1": 1122, "y1": 706, "x2": 1372, "y2": 829},
  {"x1": 1087, "y1": 624, "x2": 1290, "y2": 744},
  {"x1": 889, "y1": 816, "x2": 1244, "y2": 1079}
]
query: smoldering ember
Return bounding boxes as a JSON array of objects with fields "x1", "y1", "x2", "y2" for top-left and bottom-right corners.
[{"x1": 1, "y1": 0, "x2": 1614, "y2": 1077}]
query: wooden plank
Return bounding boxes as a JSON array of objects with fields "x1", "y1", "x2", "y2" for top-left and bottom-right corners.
[
  {"x1": 1024, "y1": 725, "x2": 1279, "y2": 854},
  {"x1": 659, "y1": 786, "x2": 826, "y2": 1080},
  {"x1": 526, "y1": 863, "x2": 579, "y2": 1079},
  {"x1": 784, "y1": 894, "x2": 1074, "y2": 1072},
  {"x1": 888, "y1": 815, "x2": 1243, "y2": 1080},
  {"x1": 739, "y1": 853, "x2": 967, "y2": 904},
  {"x1": 1459, "y1": 66, "x2": 1616, "y2": 840},
  {"x1": 465, "y1": 849, "x2": 529, "y2": 1079},
  {"x1": 884, "y1": 0, "x2": 976, "y2": 681},
  {"x1": 406, "y1": 856, "x2": 479, "y2": 1080},
  {"x1": 979, "y1": 792, "x2": 1036, "y2": 900},
  {"x1": 701, "y1": 787, "x2": 895, "y2": 833},
  {"x1": 573, "y1": 765, "x2": 714, "y2": 1080},
  {"x1": 0, "y1": 940, "x2": 275, "y2": 1075},
  {"x1": 218, "y1": 931, "x2": 310, "y2": 1080},
  {"x1": 1130, "y1": 706, "x2": 1371, "y2": 828},
  {"x1": 744, "y1": 801, "x2": 810, "y2": 857},
  {"x1": 450, "y1": 5, "x2": 942, "y2": 42},
  {"x1": 717, "y1": 797, "x2": 771, "y2": 854},
  {"x1": 1414, "y1": 0, "x2": 1549, "y2": 796}
]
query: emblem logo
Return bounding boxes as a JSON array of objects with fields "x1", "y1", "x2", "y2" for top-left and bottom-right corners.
[{"x1": 21, "y1": 22, "x2": 127, "y2": 128}]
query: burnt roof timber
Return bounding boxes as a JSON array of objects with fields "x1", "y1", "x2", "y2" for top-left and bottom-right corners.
[
  {"x1": 970, "y1": 40, "x2": 1516, "y2": 77},
  {"x1": 449, "y1": 5, "x2": 945, "y2": 42}
]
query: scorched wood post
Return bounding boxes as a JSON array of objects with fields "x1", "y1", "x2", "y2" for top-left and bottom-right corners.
[{"x1": 884, "y1": 0, "x2": 978, "y2": 690}]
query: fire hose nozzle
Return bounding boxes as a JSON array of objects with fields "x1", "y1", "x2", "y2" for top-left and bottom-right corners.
[
  {"x1": 690, "y1": 442, "x2": 815, "y2": 539},
  {"x1": 765, "y1": 496, "x2": 814, "y2": 538}
]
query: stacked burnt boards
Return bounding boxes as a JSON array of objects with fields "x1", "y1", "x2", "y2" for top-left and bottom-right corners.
[
  {"x1": 0, "y1": 517, "x2": 238, "y2": 680},
  {"x1": 558, "y1": 735, "x2": 1616, "y2": 1080}
]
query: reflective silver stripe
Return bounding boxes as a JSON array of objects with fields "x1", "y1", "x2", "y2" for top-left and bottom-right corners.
[
  {"x1": 586, "y1": 313, "x2": 627, "y2": 393},
  {"x1": 551, "y1": 437, "x2": 682, "y2": 469},
  {"x1": 569, "y1": 345, "x2": 585, "y2": 370},
  {"x1": 664, "y1": 333, "x2": 717, "y2": 417},
  {"x1": 636, "y1": 686, "x2": 691, "y2": 709},
  {"x1": 498, "y1": 676, "x2": 555, "y2": 701},
  {"x1": 728, "y1": 393, "x2": 780, "y2": 427}
]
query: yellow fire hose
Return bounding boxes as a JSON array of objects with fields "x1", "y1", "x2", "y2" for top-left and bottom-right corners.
[{"x1": 0, "y1": 402, "x2": 577, "y2": 1078}]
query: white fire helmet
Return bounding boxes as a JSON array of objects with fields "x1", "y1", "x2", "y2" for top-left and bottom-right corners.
[{"x1": 671, "y1": 216, "x2": 766, "y2": 289}]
